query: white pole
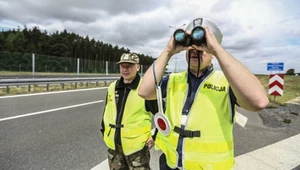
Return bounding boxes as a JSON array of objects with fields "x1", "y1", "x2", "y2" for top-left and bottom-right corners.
[
  {"x1": 106, "y1": 61, "x2": 108, "y2": 75},
  {"x1": 77, "y1": 58, "x2": 79, "y2": 76},
  {"x1": 32, "y1": 53, "x2": 35, "y2": 76}
]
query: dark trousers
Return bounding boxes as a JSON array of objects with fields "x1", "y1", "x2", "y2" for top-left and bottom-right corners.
[
  {"x1": 159, "y1": 154, "x2": 180, "y2": 170},
  {"x1": 108, "y1": 145, "x2": 151, "y2": 170}
]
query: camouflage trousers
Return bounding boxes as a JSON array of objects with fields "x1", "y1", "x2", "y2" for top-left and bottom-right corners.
[{"x1": 108, "y1": 144, "x2": 151, "y2": 170}]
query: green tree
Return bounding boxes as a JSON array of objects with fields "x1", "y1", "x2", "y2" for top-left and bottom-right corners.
[
  {"x1": 0, "y1": 26, "x2": 156, "y2": 73},
  {"x1": 286, "y1": 68, "x2": 295, "y2": 75}
]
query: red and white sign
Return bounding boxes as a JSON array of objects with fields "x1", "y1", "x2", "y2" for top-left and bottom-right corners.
[
  {"x1": 268, "y1": 74, "x2": 284, "y2": 96},
  {"x1": 154, "y1": 113, "x2": 171, "y2": 136},
  {"x1": 154, "y1": 86, "x2": 171, "y2": 136}
]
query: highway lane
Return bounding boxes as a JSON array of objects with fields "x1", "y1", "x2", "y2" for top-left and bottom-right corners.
[
  {"x1": 0, "y1": 88, "x2": 107, "y2": 119},
  {"x1": 0, "y1": 88, "x2": 108, "y2": 170},
  {"x1": 233, "y1": 107, "x2": 300, "y2": 156},
  {"x1": 1, "y1": 89, "x2": 300, "y2": 170}
]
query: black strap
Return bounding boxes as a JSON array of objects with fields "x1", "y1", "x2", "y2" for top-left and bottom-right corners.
[
  {"x1": 109, "y1": 123, "x2": 124, "y2": 128},
  {"x1": 173, "y1": 126, "x2": 201, "y2": 138},
  {"x1": 107, "y1": 123, "x2": 124, "y2": 136}
]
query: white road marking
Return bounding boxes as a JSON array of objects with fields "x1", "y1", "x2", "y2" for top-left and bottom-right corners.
[
  {"x1": 235, "y1": 111, "x2": 248, "y2": 128},
  {"x1": 235, "y1": 133, "x2": 300, "y2": 170},
  {"x1": 92, "y1": 128, "x2": 157, "y2": 170},
  {"x1": 91, "y1": 159, "x2": 109, "y2": 170},
  {"x1": 151, "y1": 128, "x2": 156, "y2": 135},
  {"x1": 93, "y1": 134, "x2": 300, "y2": 170},
  {"x1": 92, "y1": 112, "x2": 249, "y2": 170},
  {"x1": 0, "y1": 87, "x2": 108, "y2": 99},
  {"x1": 0, "y1": 100, "x2": 103, "y2": 122}
]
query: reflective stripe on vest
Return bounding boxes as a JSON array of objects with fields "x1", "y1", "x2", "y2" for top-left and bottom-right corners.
[
  {"x1": 103, "y1": 80, "x2": 152, "y2": 155},
  {"x1": 155, "y1": 70, "x2": 235, "y2": 169}
]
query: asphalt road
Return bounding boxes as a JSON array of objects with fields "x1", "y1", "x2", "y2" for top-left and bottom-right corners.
[
  {"x1": 0, "y1": 88, "x2": 300, "y2": 170},
  {"x1": 0, "y1": 88, "x2": 107, "y2": 170}
]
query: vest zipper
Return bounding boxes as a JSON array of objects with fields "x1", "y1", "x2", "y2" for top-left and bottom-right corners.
[
  {"x1": 185, "y1": 70, "x2": 214, "y2": 120},
  {"x1": 114, "y1": 87, "x2": 127, "y2": 143},
  {"x1": 180, "y1": 71, "x2": 214, "y2": 167},
  {"x1": 117, "y1": 87, "x2": 127, "y2": 124}
]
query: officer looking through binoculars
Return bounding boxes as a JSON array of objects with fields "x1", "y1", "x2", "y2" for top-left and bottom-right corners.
[{"x1": 138, "y1": 17, "x2": 269, "y2": 170}]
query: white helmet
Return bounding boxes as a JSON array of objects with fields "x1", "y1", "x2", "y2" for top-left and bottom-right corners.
[{"x1": 186, "y1": 18, "x2": 223, "y2": 44}]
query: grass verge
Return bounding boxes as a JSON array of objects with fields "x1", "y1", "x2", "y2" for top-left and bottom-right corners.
[{"x1": 256, "y1": 75, "x2": 300, "y2": 104}]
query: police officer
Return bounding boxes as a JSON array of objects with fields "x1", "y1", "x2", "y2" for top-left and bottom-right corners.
[
  {"x1": 101, "y1": 53, "x2": 157, "y2": 170},
  {"x1": 138, "y1": 18, "x2": 269, "y2": 170}
]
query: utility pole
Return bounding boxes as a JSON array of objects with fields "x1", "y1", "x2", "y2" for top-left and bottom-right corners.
[
  {"x1": 174, "y1": 55, "x2": 177, "y2": 72},
  {"x1": 168, "y1": 24, "x2": 185, "y2": 73}
]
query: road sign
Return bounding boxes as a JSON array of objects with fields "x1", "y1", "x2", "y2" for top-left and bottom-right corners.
[
  {"x1": 268, "y1": 74, "x2": 284, "y2": 96},
  {"x1": 267, "y1": 62, "x2": 284, "y2": 71}
]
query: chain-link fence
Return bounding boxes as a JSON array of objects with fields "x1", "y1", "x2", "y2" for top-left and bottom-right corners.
[{"x1": 0, "y1": 51, "x2": 151, "y2": 75}]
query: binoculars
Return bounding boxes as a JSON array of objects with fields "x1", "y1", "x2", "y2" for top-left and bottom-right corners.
[{"x1": 173, "y1": 26, "x2": 206, "y2": 46}]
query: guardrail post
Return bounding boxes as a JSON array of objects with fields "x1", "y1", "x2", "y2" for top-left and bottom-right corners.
[
  {"x1": 86, "y1": 82, "x2": 88, "y2": 87},
  {"x1": 61, "y1": 83, "x2": 64, "y2": 90},
  {"x1": 6, "y1": 86, "x2": 10, "y2": 93},
  {"x1": 104, "y1": 81, "x2": 107, "y2": 86},
  {"x1": 96, "y1": 81, "x2": 98, "y2": 86},
  {"x1": 75, "y1": 83, "x2": 77, "y2": 89},
  {"x1": 77, "y1": 58, "x2": 80, "y2": 76},
  {"x1": 28, "y1": 85, "x2": 31, "y2": 92},
  {"x1": 47, "y1": 84, "x2": 49, "y2": 91}
]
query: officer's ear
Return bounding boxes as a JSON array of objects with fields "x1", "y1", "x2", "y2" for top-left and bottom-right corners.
[{"x1": 136, "y1": 64, "x2": 141, "y2": 71}]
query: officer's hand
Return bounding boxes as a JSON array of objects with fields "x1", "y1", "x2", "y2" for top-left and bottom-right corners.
[
  {"x1": 165, "y1": 35, "x2": 191, "y2": 57},
  {"x1": 191, "y1": 27, "x2": 223, "y2": 56},
  {"x1": 146, "y1": 137, "x2": 154, "y2": 150}
]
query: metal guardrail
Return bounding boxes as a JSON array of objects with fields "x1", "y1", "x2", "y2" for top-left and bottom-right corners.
[{"x1": 0, "y1": 77, "x2": 119, "y2": 93}]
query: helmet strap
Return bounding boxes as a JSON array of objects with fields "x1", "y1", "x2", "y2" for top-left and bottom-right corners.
[
  {"x1": 197, "y1": 51, "x2": 201, "y2": 77},
  {"x1": 187, "y1": 51, "x2": 191, "y2": 83}
]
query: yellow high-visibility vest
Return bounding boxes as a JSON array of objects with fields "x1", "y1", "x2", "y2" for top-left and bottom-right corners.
[
  {"x1": 103, "y1": 80, "x2": 152, "y2": 155},
  {"x1": 155, "y1": 70, "x2": 235, "y2": 170}
]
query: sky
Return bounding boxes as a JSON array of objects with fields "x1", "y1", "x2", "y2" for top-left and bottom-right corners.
[{"x1": 0, "y1": 0, "x2": 300, "y2": 74}]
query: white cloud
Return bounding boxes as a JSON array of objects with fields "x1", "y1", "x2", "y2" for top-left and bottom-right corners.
[{"x1": 0, "y1": 0, "x2": 299, "y2": 74}]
